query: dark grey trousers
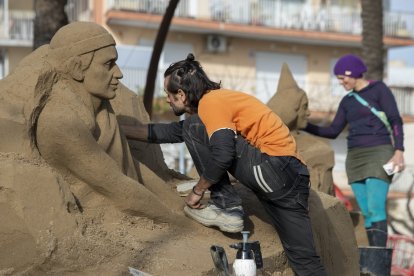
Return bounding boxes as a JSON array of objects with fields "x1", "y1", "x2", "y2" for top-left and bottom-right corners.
[{"x1": 183, "y1": 114, "x2": 327, "y2": 276}]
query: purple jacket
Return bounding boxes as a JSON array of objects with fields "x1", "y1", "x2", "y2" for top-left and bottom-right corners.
[{"x1": 305, "y1": 81, "x2": 404, "y2": 151}]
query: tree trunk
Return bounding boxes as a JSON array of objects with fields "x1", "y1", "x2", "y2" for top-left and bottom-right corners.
[
  {"x1": 33, "y1": 0, "x2": 68, "y2": 50},
  {"x1": 361, "y1": 0, "x2": 384, "y2": 80},
  {"x1": 143, "y1": 0, "x2": 180, "y2": 117}
]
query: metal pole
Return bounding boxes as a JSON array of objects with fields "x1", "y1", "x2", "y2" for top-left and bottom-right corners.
[
  {"x1": 178, "y1": 113, "x2": 186, "y2": 174},
  {"x1": 4, "y1": 0, "x2": 9, "y2": 38}
]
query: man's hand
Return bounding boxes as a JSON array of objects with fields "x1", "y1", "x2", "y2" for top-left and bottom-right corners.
[
  {"x1": 185, "y1": 190, "x2": 204, "y2": 209},
  {"x1": 185, "y1": 177, "x2": 211, "y2": 209}
]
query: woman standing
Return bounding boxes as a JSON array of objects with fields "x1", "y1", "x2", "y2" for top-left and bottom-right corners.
[{"x1": 305, "y1": 54, "x2": 405, "y2": 247}]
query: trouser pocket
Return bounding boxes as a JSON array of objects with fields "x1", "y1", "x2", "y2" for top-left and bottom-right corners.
[{"x1": 252, "y1": 156, "x2": 297, "y2": 199}]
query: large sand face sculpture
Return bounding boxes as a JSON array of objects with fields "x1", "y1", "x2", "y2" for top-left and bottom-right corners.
[{"x1": 267, "y1": 63, "x2": 335, "y2": 195}]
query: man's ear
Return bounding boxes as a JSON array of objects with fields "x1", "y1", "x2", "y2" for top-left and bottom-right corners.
[
  {"x1": 177, "y1": 89, "x2": 187, "y2": 102},
  {"x1": 65, "y1": 56, "x2": 84, "y2": 81}
]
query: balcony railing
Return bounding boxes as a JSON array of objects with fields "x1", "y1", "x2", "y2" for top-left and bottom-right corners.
[
  {"x1": 389, "y1": 86, "x2": 414, "y2": 116},
  {"x1": 0, "y1": 10, "x2": 34, "y2": 42},
  {"x1": 107, "y1": 0, "x2": 414, "y2": 39},
  {"x1": 66, "y1": 0, "x2": 92, "y2": 22},
  {"x1": 0, "y1": 1, "x2": 91, "y2": 45}
]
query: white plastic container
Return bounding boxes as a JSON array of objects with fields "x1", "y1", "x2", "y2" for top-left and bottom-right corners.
[{"x1": 233, "y1": 259, "x2": 256, "y2": 276}]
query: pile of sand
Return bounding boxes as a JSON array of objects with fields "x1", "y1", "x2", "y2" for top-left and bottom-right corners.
[{"x1": 0, "y1": 150, "x2": 358, "y2": 275}]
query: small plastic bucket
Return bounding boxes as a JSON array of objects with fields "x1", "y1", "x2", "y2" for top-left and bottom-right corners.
[{"x1": 359, "y1": 246, "x2": 393, "y2": 276}]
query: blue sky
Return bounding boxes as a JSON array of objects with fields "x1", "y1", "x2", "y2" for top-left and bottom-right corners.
[{"x1": 388, "y1": 0, "x2": 414, "y2": 67}]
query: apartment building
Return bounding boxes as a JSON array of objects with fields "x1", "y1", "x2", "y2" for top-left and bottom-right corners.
[
  {"x1": 1, "y1": 0, "x2": 414, "y2": 113},
  {"x1": 100, "y1": 0, "x2": 414, "y2": 114},
  {"x1": 0, "y1": 0, "x2": 33, "y2": 77}
]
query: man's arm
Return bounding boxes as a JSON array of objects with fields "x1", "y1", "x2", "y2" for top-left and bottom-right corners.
[
  {"x1": 122, "y1": 122, "x2": 148, "y2": 141},
  {"x1": 185, "y1": 129, "x2": 236, "y2": 208},
  {"x1": 121, "y1": 121, "x2": 184, "y2": 144}
]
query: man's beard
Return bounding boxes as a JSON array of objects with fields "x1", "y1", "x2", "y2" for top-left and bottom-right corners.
[{"x1": 172, "y1": 106, "x2": 185, "y2": 116}]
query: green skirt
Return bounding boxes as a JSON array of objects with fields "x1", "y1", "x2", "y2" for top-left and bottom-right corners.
[{"x1": 346, "y1": 144, "x2": 394, "y2": 184}]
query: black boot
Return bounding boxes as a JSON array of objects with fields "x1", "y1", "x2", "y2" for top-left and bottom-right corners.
[
  {"x1": 366, "y1": 227, "x2": 375, "y2": 246},
  {"x1": 371, "y1": 220, "x2": 388, "y2": 247}
]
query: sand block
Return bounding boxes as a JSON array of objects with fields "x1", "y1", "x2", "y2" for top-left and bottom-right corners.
[
  {"x1": 309, "y1": 190, "x2": 360, "y2": 276},
  {"x1": 0, "y1": 153, "x2": 78, "y2": 272}
]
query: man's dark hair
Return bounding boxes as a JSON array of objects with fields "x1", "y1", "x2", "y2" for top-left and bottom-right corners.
[{"x1": 164, "y1": 53, "x2": 221, "y2": 112}]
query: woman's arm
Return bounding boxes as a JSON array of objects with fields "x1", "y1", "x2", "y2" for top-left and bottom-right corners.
[
  {"x1": 377, "y1": 82, "x2": 404, "y2": 151},
  {"x1": 304, "y1": 102, "x2": 347, "y2": 139}
]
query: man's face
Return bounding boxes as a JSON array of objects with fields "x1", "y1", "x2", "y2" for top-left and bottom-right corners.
[
  {"x1": 164, "y1": 76, "x2": 188, "y2": 116},
  {"x1": 83, "y1": 45, "x2": 123, "y2": 100}
]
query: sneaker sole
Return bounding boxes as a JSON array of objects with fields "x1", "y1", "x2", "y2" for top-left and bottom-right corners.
[{"x1": 183, "y1": 206, "x2": 244, "y2": 233}]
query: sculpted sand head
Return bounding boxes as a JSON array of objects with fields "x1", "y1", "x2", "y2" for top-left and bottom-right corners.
[
  {"x1": 48, "y1": 22, "x2": 122, "y2": 100},
  {"x1": 267, "y1": 63, "x2": 310, "y2": 130},
  {"x1": 49, "y1": 21, "x2": 115, "y2": 62},
  {"x1": 82, "y1": 44, "x2": 123, "y2": 100}
]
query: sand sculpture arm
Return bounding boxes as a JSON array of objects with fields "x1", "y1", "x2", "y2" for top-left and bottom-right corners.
[{"x1": 36, "y1": 105, "x2": 174, "y2": 221}]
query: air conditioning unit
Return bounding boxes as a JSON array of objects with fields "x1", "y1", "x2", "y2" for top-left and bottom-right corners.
[{"x1": 206, "y1": 35, "x2": 227, "y2": 53}]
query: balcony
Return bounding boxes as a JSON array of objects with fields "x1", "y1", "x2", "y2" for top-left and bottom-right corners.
[
  {"x1": 0, "y1": 10, "x2": 34, "y2": 46},
  {"x1": 106, "y1": 0, "x2": 414, "y2": 47},
  {"x1": 0, "y1": 0, "x2": 91, "y2": 48}
]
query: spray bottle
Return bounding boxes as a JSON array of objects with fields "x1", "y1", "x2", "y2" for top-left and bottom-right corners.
[{"x1": 230, "y1": 231, "x2": 263, "y2": 276}]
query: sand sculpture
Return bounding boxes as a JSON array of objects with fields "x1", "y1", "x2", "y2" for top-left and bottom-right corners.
[
  {"x1": 0, "y1": 22, "x2": 359, "y2": 275},
  {"x1": 0, "y1": 22, "x2": 190, "y2": 274},
  {"x1": 267, "y1": 63, "x2": 335, "y2": 195},
  {"x1": 2, "y1": 22, "x2": 185, "y2": 221}
]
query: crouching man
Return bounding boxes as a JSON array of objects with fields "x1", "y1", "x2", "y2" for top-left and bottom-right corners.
[{"x1": 122, "y1": 54, "x2": 327, "y2": 275}]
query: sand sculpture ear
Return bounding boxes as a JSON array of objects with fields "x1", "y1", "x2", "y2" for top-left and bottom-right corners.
[{"x1": 65, "y1": 56, "x2": 85, "y2": 81}]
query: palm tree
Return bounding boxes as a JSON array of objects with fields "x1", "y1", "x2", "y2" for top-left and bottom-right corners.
[
  {"x1": 143, "y1": 0, "x2": 180, "y2": 116},
  {"x1": 33, "y1": 0, "x2": 68, "y2": 50},
  {"x1": 361, "y1": 0, "x2": 384, "y2": 80}
]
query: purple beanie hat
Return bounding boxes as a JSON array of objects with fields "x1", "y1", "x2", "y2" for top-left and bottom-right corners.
[{"x1": 333, "y1": 54, "x2": 367, "y2": 78}]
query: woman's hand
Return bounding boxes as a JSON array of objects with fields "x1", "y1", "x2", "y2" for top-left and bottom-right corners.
[{"x1": 388, "y1": 150, "x2": 405, "y2": 173}]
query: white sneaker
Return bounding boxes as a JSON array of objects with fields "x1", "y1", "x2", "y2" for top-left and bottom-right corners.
[
  {"x1": 176, "y1": 181, "x2": 210, "y2": 197},
  {"x1": 184, "y1": 203, "x2": 244, "y2": 233}
]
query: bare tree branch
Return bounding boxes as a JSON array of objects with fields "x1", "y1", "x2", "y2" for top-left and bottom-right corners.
[
  {"x1": 33, "y1": 0, "x2": 68, "y2": 50},
  {"x1": 143, "y1": 0, "x2": 180, "y2": 117}
]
